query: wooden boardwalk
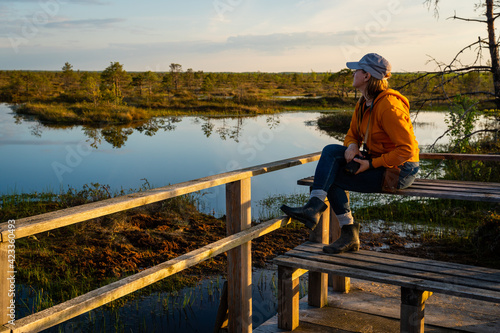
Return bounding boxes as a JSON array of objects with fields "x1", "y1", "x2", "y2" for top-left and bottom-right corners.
[
  {"x1": 255, "y1": 277, "x2": 500, "y2": 333},
  {"x1": 2, "y1": 152, "x2": 499, "y2": 332}
]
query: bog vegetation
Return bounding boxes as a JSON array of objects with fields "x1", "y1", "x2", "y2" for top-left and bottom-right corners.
[{"x1": 1, "y1": 61, "x2": 499, "y2": 124}]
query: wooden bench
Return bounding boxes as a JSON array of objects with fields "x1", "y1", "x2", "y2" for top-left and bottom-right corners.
[
  {"x1": 274, "y1": 242, "x2": 500, "y2": 332},
  {"x1": 274, "y1": 153, "x2": 500, "y2": 332},
  {"x1": 297, "y1": 153, "x2": 500, "y2": 203},
  {"x1": 297, "y1": 177, "x2": 500, "y2": 203}
]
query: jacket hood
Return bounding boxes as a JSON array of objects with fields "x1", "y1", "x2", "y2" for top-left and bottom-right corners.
[{"x1": 375, "y1": 89, "x2": 410, "y2": 109}]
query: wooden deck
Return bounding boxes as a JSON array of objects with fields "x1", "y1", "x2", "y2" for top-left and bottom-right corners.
[
  {"x1": 271, "y1": 242, "x2": 500, "y2": 332},
  {"x1": 255, "y1": 277, "x2": 500, "y2": 333}
]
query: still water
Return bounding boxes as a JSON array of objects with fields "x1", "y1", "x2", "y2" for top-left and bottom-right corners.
[
  {"x1": 18, "y1": 269, "x2": 305, "y2": 333},
  {"x1": 0, "y1": 103, "x2": 470, "y2": 218}
]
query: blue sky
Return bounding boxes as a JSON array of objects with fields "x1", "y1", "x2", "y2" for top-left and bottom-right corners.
[{"x1": 0, "y1": 0, "x2": 489, "y2": 73}]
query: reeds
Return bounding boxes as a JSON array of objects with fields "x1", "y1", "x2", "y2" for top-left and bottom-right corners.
[{"x1": 16, "y1": 102, "x2": 149, "y2": 124}]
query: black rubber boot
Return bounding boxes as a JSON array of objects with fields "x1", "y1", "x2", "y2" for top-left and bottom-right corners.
[
  {"x1": 280, "y1": 197, "x2": 328, "y2": 230},
  {"x1": 323, "y1": 223, "x2": 360, "y2": 254}
]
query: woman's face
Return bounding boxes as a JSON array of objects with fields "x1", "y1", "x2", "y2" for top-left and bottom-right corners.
[{"x1": 352, "y1": 69, "x2": 369, "y2": 89}]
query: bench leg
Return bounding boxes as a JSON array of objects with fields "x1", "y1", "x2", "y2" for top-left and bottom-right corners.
[
  {"x1": 278, "y1": 266, "x2": 306, "y2": 330},
  {"x1": 400, "y1": 287, "x2": 432, "y2": 333}
]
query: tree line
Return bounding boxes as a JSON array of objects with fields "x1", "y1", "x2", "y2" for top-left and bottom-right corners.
[
  {"x1": 0, "y1": 62, "x2": 354, "y2": 108},
  {"x1": 0, "y1": 61, "x2": 496, "y2": 111}
]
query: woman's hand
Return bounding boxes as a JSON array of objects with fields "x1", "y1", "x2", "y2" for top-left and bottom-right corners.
[
  {"x1": 354, "y1": 158, "x2": 370, "y2": 174},
  {"x1": 344, "y1": 143, "x2": 361, "y2": 162}
]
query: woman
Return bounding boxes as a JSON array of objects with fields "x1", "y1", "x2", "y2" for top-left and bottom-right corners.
[{"x1": 280, "y1": 53, "x2": 420, "y2": 254}]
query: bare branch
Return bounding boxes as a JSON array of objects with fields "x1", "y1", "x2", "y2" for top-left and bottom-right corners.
[
  {"x1": 424, "y1": 0, "x2": 440, "y2": 18},
  {"x1": 439, "y1": 65, "x2": 490, "y2": 74},
  {"x1": 444, "y1": 38, "x2": 487, "y2": 71},
  {"x1": 394, "y1": 65, "x2": 490, "y2": 94},
  {"x1": 448, "y1": 12, "x2": 486, "y2": 23}
]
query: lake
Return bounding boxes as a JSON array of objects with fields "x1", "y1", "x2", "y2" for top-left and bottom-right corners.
[{"x1": 0, "y1": 103, "x2": 480, "y2": 218}]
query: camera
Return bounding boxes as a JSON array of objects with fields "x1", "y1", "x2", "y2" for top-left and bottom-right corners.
[{"x1": 344, "y1": 153, "x2": 371, "y2": 175}]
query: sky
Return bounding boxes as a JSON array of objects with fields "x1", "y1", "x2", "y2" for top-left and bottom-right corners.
[{"x1": 0, "y1": 0, "x2": 491, "y2": 73}]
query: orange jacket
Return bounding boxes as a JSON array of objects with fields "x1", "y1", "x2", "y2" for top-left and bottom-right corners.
[{"x1": 344, "y1": 89, "x2": 419, "y2": 168}]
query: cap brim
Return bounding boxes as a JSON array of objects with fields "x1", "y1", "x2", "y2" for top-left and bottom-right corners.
[{"x1": 346, "y1": 61, "x2": 362, "y2": 70}]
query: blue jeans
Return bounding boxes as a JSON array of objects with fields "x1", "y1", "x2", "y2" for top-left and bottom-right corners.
[{"x1": 312, "y1": 144, "x2": 419, "y2": 216}]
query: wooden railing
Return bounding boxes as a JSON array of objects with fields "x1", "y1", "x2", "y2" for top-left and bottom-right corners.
[
  {"x1": 0, "y1": 152, "x2": 321, "y2": 333},
  {"x1": 2, "y1": 152, "x2": 498, "y2": 332}
]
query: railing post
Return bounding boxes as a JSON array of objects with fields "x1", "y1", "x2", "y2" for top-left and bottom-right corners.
[
  {"x1": 308, "y1": 199, "x2": 329, "y2": 308},
  {"x1": 329, "y1": 212, "x2": 351, "y2": 293},
  {"x1": 1, "y1": 241, "x2": 13, "y2": 327},
  {"x1": 226, "y1": 178, "x2": 252, "y2": 333}
]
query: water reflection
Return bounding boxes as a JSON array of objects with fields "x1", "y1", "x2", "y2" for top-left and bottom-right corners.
[
  {"x1": 82, "y1": 118, "x2": 183, "y2": 148},
  {"x1": 13, "y1": 111, "x2": 285, "y2": 148}
]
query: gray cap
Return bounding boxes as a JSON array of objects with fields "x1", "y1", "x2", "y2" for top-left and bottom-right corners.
[{"x1": 346, "y1": 53, "x2": 391, "y2": 80}]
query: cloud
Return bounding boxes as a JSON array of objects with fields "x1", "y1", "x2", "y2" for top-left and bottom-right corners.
[
  {"x1": 45, "y1": 18, "x2": 125, "y2": 29},
  {"x1": 0, "y1": 0, "x2": 110, "y2": 4},
  {"x1": 225, "y1": 32, "x2": 349, "y2": 52},
  {"x1": 108, "y1": 31, "x2": 358, "y2": 55}
]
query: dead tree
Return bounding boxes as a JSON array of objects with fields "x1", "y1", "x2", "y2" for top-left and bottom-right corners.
[{"x1": 421, "y1": 0, "x2": 500, "y2": 108}]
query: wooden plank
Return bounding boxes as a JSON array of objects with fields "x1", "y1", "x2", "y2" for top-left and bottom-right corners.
[
  {"x1": 401, "y1": 186, "x2": 500, "y2": 197},
  {"x1": 360, "y1": 250, "x2": 500, "y2": 276},
  {"x1": 297, "y1": 243, "x2": 500, "y2": 282},
  {"x1": 418, "y1": 153, "x2": 500, "y2": 161},
  {"x1": 279, "y1": 247, "x2": 500, "y2": 292},
  {"x1": 284, "y1": 248, "x2": 500, "y2": 292},
  {"x1": 290, "y1": 248, "x2": 500, "y2": 291},
  {"x1": 390, "y1": 188, "x2": 500, "y2": 202},
  {"x1": 360, "y1": 250, "x2": 500, "y2": 277},
  {"x1": 407, "y1": 183, "x2": 500, "y2": 193},
  {"x1": 299, "y1": 177, "x2": 500, "y2": 191},
  {"x1": 273, "y1": 255, "x2": 500, "y2": 303},
  {"x1": 0, "y1": 151, "x2": 321, "y2": 242},
  {"x1": 6, "y1": 216, "x2": 291, "y2": 333},
  {"x1": 411, "y1": 178, "x2": 500, "y2": 188},
  {"x1": 299, "y1": 243, "x2": 500, "y2": 282},
  {"x1": 226, "y1": 179, "x2": 252, "y2": 333},
  {"x1": 402, "y1": 184, "x2": 500, "y2": 195},
  {"x1": 297, "y1": 176, "x2": 315, "y2": 186},
  {"x1": 0, "y1": 242, "x2": 14, "y2": 327},
  {"x1": 298, "y1": 177, "x2": 500, "y2": 202}
]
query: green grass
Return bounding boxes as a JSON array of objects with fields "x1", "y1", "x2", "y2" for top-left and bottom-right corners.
[
  {"x1": 16, "y1": 102, "x2": 149, "y2": 124},
  {"x1": 256, "y1": 192, "x2": 308, "y2": 225},
  {"x1": 353, "y1": 195, "x2": 497, "y2": 232},
  {"x1": 1, "y1": 182, "x2": 207, "y2": 315},
  {"x1": 13, "y1": 95, "x2": 359, "y2": 125}
]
